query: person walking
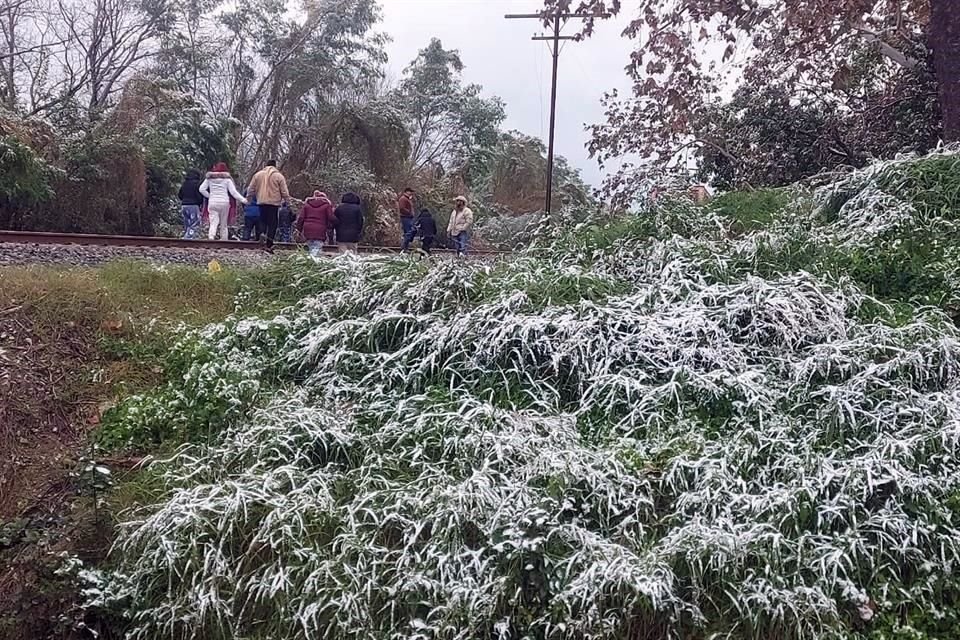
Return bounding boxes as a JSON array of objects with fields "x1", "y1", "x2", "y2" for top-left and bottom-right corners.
[
  {"x1": 246, "y1": 160, "x2": 290, "y2": 251},
  {"x1": 334, "y1": 192, "x2": 364, "y2": 253},
  {"x1": 242, "y1": 192, "x2": 263, "y2": 241},
  {"x1": 398, "y1": 187, "x2": 416, "y2": 251},
  {"x1": 177, "y1": 169, "x2": 204, "y2": 239},
  {"x1": 416, "y1": 208, "x2": 438, "y2": 256},
  {"x1": 278, "y1": 201, "x2": 294, "y2": 243},
  {"x1": 447, "y1": 195, "x2": 474, "y2": 257},
  {"x1": 297, "y1": 191, "x2": 335, "y2": 257},
  {"x1": 199, "y1": 162, "x2": 246, "y2": 240}
]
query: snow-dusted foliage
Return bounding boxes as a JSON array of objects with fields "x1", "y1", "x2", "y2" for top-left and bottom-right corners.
[{"x1": 97, "y1": 154, "x2": 960, "y2": 639}]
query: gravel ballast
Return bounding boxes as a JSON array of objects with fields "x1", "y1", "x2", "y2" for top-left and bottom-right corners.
[{"x1": 0, "y1": 242, "x2": 279, "y2": 268}]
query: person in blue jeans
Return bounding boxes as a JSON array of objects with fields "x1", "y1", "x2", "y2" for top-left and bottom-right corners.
[
  {"x1": 398, "y1": 187, "x2": 416, "y2": 251},
  {"x1": 297, "y1": 191, "x2": 335, "y2": 257},
  {"x1": 446, "y1": 195, "x2": 474, "y2": 257},
  {"x1": 277, "y1": 202, "x2": 294, "y2": 243},
  {"x1": 177, "y1": 169, "x2": 204, "y2": 239}
]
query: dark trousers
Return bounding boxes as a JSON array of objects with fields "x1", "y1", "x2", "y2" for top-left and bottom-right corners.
[
  {"x1": 242, "y1": 216, "x2": 264, "y2": 241},
  {"x1": 259, "y1": 205, "x2": 279, "y2": 247},
  {"x1": 421, "y1": 236, "x2": 434, "y2": 254}
]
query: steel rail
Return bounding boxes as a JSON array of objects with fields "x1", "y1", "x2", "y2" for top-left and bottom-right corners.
[{"x1": 0, "y1": 230, "x2": 507, "y2": 255}]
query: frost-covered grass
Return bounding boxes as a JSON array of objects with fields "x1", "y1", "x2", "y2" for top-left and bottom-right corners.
[{"x1": 91, "y1": 152, "x2": 960, "y2": 639}]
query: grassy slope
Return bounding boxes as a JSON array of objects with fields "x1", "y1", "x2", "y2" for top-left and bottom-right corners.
[
  {"x1": 48, "y1": 150, "x2": 960, "y2": 640},
  {"x1": 713, "y1": 153, "x2": 960, "y2": 314},
  {"x1": 0, "y1": 261, "x2": 243, "y2": 640}
]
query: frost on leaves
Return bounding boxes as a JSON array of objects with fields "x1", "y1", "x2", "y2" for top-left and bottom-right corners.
[{"x1": 97, "y1": 176, "x2": 960, "y2": 639}]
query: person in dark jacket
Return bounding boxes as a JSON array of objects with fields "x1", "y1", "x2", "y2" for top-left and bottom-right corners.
[
  {"x1": 334, "y1": 192, "x2": 364, "y2": 252},
  {"x1": 178, "y1": 169, "x2": 204, "y2": 239},
  {"x1": 297, "y1": 191, "x2": 335, "y2": 256},
  {"x1": 415, "y1": 208, "x2": 438, "y2": 256},
  {"x1": 398, "y1": 187, "x2": 416, "y2": 251},
  {"x1": 277, "y1": 202, "x2": 294, "y2": 243}
]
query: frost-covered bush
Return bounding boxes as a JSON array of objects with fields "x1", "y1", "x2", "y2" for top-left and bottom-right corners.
[
  {"x1": 96, "y1": 327, "x2": 269, "y2": 449},
  {"x1": 0, "y1": 133, "x2": 60, "y2": 229},
  {"x1": 807, "y1": 150, "x2": 960, "y2": 309},
  {"x1": 94, "y1": 153, "x2": 960, "y2": 639}
]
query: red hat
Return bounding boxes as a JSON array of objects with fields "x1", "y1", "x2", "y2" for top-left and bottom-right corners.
[{"x1": 212, "y1": 162, "x2": 229, "y2": 172}]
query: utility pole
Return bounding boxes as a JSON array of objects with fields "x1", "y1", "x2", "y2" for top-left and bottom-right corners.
[{"x1": 505, "y1": 8, "x2": 607, "y2": 215}]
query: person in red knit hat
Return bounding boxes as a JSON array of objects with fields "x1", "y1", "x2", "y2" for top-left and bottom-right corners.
[{"x1": 199, "y1": 162, "x2": 247, "y2": 240}]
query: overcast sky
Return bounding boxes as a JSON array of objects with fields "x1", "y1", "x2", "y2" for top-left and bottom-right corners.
[{"x1": 379, "y1": 0, "x2": 637, "y2": 187}]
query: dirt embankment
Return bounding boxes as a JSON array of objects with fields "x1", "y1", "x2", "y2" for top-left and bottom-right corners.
[
  {"x1": 0, "y1": 275, "x2": 113, "y2": 638},
  {"x1": 0, "y1": 264, "x2": 240, "y2": 640}
]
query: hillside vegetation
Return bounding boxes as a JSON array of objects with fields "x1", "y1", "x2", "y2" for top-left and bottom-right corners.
[
  {"x1": 0, "y1": 262, "x2": 250, "y2": 639},
  {"x1": 79, "y1": 150, "x2": 960, "y2": 640}
]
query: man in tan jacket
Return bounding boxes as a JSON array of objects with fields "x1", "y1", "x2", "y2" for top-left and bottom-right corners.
[{"x1": 246, "y1": 160, "x2": 290, "y2": 250}]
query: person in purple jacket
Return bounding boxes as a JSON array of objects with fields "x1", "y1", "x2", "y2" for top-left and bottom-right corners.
[{"x1": 296, "y1": 191, "x2": 335, "y2": 256}]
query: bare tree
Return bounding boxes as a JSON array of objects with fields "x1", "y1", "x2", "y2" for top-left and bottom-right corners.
[
  {"x1": 0, "y1": 0, "x2": 70, "y2": 111},
  {"x1": 930, "y1": 0, "x2": 960, "y2": 140},
  {"x1": 0, "y1": 0, "x2": 28, "y2": 108},
  {"x1": 16, "y1": 0, "x2": 165, "y2": 118}
]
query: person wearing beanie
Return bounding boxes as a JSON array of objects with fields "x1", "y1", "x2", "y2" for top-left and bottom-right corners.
[
  {"x1": 296, "y1": 190, "x2": 335, "y2": 257},
  {"x1": 199, "y1": 162, "x2": 247, "y2": 240}
]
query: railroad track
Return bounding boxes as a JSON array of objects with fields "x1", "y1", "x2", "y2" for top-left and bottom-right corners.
[{"x1": 0, "y1": 230, "x2": 504, "y2": 256}]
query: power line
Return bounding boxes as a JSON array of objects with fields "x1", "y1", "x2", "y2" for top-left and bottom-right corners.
[{"x1": 505, "y1": 9, "x2": 609, "y2": 216}]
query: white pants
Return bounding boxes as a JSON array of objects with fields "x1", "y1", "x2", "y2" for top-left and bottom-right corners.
[{"x1": 208, "y1": 201, "x2": 230, "y2": 240}]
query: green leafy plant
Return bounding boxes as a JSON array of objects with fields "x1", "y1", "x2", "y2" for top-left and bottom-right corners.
[
  {"x1": 710, "y1": 187, "x2": 794, "y2": 231},
  {"x1": 81, "y1": 151, "x2": 960, "y2": 640}
]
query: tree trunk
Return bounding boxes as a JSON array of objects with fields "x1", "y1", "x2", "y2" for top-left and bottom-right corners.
[{"x1": 930, "y1": 0, "x2": 960, "y2": 141}]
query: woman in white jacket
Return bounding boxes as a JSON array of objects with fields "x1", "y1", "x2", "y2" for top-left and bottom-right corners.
[{"x1": 199, "y1": 162, "x2": 247, "y2": 240}]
